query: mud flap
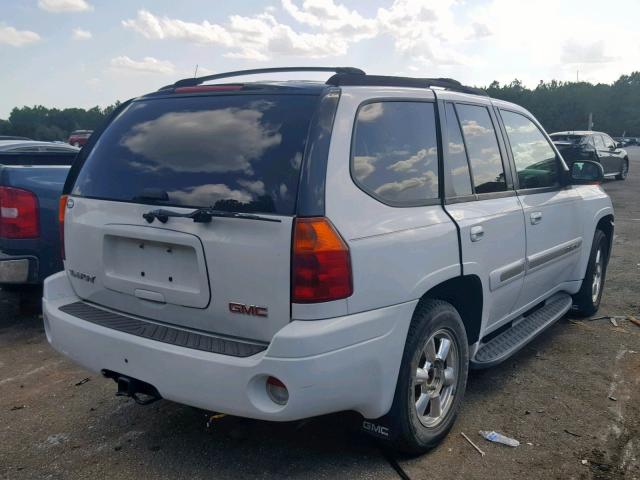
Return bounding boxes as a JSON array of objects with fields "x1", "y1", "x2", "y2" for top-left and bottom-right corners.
[{"x1": 360, "y1": 414, "x2": 397, "y2": 442}]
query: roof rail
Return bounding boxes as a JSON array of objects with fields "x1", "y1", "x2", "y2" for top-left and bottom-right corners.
[
  {"x1": 166, "y1": 66, "x2": 366, "y2": 89},
  {"x1": 326, "y1": 73, "x2": 488, "y2": 96}
]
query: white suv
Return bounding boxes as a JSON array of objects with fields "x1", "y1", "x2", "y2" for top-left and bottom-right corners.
[{"x1": 43, "y1": 67, "x2": 613, "y2": 453}]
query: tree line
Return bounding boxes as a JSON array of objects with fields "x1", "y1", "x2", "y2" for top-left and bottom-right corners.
[
  {"x1": 1, "y1": 72, "x2": 639, "y2": 141},
  {"x1": 0, "y1": 103, "x2": 120, "y2": 141},
  {"x1": 485, "y1": 72, "x2": 640, "y2": 137}
]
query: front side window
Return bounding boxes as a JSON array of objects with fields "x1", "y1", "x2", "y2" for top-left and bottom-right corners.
[
  {"x1": 602, "y1": 135, "x2": 615, "y2": 149},
  {"x1": 351, "y1": 101, "x2": 439, "y2": 205},
  {"x1": 500, "y1": 110, "x2": 559, "y2": 189},
  {"x1": 455, "y1": 104, "x2": 507, "y2": 194}
]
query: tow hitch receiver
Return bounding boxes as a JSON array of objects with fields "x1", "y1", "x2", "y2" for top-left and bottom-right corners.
[{"x1": 102, "y1": 370, "x2": 162, "y2": 406}]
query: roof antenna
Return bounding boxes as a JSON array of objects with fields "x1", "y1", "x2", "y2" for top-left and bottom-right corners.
[{"x1": 194, "y1": 64, "x2": 199, "y2": 78}]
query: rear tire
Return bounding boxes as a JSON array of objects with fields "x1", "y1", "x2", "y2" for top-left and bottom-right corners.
[
  {"x1": 615, "y1": 158, "x2": 629, "y2": 180},
  {"x1": 572, "y1": 229, "x2": 608, "y2": 317},
  {"x1": 386, "y1": 299, "x2": 469, "y2": 455}
]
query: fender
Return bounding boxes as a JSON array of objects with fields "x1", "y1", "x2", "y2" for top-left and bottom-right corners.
[{"x1": 570, "y1": 198, "x2": 614, "y2": 282}]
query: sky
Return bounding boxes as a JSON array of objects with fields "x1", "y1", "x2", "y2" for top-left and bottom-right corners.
[{"x1": 1, "y1": 0, "x2": 640, "y2": 118}]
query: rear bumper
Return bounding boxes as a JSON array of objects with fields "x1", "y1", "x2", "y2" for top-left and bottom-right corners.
[
  {"x1": 0, "y1": 252, "x2": 38, "y2": 284},
  {"x1": 43, "y1": 271, "x2": 415, "y2": 421}
]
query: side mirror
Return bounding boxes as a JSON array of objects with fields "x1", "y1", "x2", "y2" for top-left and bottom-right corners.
[
  {"x1": 570, "y1": 160, "x2": 604, "y2": 184},
  {"x1": 615, "y1": 142, "x2": 623, "y2": 149}
]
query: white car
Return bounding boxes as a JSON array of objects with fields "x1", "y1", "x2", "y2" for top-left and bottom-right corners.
[{"x1": 43, "y1": 67, "x2": 613, "y2": 453}]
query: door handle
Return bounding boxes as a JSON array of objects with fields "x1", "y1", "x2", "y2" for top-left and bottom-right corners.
[
  {"x1": 470, "y1": 225, "x2": 484, "y2": 242},
  {"x1": 530, "y1": 211, "x2": 543, "y2": 225}
]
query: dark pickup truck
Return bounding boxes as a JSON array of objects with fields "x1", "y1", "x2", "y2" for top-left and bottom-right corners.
[{"x1": 0, "y1": 152, "x2": 76, "y2": 286}]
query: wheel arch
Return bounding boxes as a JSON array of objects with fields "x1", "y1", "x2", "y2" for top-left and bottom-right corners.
[
  {"x1": 596, "y1": 213, "x2": 614, "y2": 262},
  {"x1": 417, "y1": 275, "x2": 483, "y2": 345}
]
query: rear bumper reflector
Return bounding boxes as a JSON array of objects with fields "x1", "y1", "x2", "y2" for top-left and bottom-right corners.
[{"x1": 58, "y1": 301, "x2": 268, "y2": 358}]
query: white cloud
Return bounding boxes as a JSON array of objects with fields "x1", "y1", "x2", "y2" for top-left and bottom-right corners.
[
  {"x1": 117, "y1": 0, "x2": 640, "y2": 85},
  {"x1": 123, "y1": 9, "x2": 345, "y2": 60},
  {"x1": 120, "y1": 1, "x2": 487, "y2": 63},
  {"x1": 237, "y1": 179, "x2": 266, "y2": 196},
  {"x1": 0, "y1": 25, "x2": 40, "y2": 47},
  {"x1": 168, "y1": 184, "x2": 252, "y2": 206},
  {"x1": 110, "y1": 56, "x2": 175, "y2": 74},
  {"x1": 281, "y1": 0, "x2": 377, "y2": 40},
  {"x1": 72, "y1": 28, "x2": 92, "y2": 40},
  {"x1": 121, "y1": 108, "x2": 282, "y2": 173},
  {"x1": 38, "y1": 0, "x2": 93, "y2": 13}
]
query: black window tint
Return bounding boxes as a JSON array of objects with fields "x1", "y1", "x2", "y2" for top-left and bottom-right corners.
[
  {"x1": 351, "y1": 101, "x2": 439, "y2": 205},
  {"x1": 444, "y1": 103, "x2": 472, "y2": 197},
  {"x1": 455, "y1": 104, "x2": 507, "y2": 194},
  {"x1": 594, "y1": 135, "x2": 605, "y2": 149},
  {"x1": 500, "y1": 110, "x2": 559, "y2": 189},
  {"x1": 72, "y1": 94, "x2": 319, "y2": 215}
]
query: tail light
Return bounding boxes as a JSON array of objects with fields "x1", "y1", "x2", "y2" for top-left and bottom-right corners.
[
  {"x1": 58, "y1": 195, "x2": 68, "y2": 260},
  {"x1": 0, "y1": 186, "x2": 39, "y2": 239},
  {"x1": 292, "y1": 217, "x2": 352, "y2": 303}
]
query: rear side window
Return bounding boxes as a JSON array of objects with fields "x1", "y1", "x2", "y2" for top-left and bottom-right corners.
[
  {"x1": 443, "y1": 103, "x2": 472, "y2": 197},
  {"x1": 594, "y1": 135, "x2": 605, "y2": 150},
  {"x1": 71, "y1": 94, "x2": 319, "y2": 215},
  {"x1": 455, "y1": 104, "x2": 507, "y2": 194},
  {"x1": 351, "y1": 101, "x2": 439, "y2": 206},
  {"x1": 500, "y1": 110, "x2": 559, "y2": 189}
]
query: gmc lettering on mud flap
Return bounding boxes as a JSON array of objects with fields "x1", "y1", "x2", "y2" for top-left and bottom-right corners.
[
  {"x1": 362, "y1": 421, "x2": 389, "y2": 438},
  {"x1": 228, "y1": 302, "x2": 268, "y2": 317}
]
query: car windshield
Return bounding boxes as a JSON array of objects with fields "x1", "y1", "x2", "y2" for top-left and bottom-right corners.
[{"x1": 72, "y1": 93, "x2": 319, "y2": 215}]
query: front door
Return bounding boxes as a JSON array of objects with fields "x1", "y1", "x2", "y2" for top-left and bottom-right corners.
[
  {"x1": 498, "y1": 109, "x2": 583, "y2": 310},
  {"x1": 594, "y1": 134, "x2": 616, "y2": 174}
]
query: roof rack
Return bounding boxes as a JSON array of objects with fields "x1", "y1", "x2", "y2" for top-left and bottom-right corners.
[
  {"x1": 162, "y1": 67, "x2": 486, "y2": 97},
  {"x1": 166, "y1": 66, "x2": 366, "y2": 89},
  {"x1": 325, "y1": 73, "x2": 487, "y2": 96}
]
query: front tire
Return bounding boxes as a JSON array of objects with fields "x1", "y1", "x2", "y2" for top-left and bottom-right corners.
[
  {"x1": 615, "y1": 158, "x2": 629, "y2": 180},
  {"x1": 572, "y1": 229, "x2": 608, "y2": 316},
  {"x1": 386, "y1": 299, "x2": 469, "y2": 454}
]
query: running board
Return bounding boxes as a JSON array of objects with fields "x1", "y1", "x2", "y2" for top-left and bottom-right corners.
[{"x1": 471, "y1": 293, "x2": 572, "y2": 368}]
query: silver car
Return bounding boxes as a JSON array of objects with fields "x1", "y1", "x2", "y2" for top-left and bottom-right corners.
[{"x1": 42, "y1": 67, "x2": 613, "y2": 454}]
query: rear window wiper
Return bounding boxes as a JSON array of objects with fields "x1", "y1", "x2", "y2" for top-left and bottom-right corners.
[{"x1": 142, "y1": 207, "x2": 281, "y2": 224}]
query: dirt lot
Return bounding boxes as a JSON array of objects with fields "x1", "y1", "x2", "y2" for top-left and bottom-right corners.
[{"x1": 1, "y1": 150, "x2": 639, "y2": 480}]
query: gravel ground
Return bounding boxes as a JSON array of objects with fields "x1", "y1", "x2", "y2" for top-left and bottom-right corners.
[{"x1": 1, "y1": 149, "x2": 639, "y2": 480}]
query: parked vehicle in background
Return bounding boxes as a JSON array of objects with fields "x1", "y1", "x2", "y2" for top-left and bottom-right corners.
[
  {"x1": 67, "y1": 130, "x2": 93, "y2": 147},
  {"x1": 551, "y1": 131, "x2": 629, "y2": 180},
  {"x1": 0, "y1": 140, "x2": 80, "y2": 154},
  {"x1": 613, "y1": 137, "x2": 637, "y2": 147},
  {"x1": 43, "y1": 67, "x2": 613, "y2": 454},
  {"x1": 0, "y1": 136, "x2": 32, "y2": 141},
  {"x1": 0, "y1": 142, "x2": 78, "y2": 286}
]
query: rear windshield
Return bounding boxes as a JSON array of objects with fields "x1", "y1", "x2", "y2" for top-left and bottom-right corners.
[
  {"x1": 72, "y1": 94, "x2": 319, "y2": 215},
  {"x1": 550, "y1": 135, "x2": 585, "y2": 143}
]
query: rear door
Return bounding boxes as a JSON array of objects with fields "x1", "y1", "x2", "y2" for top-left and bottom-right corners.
[
  {"x1": 497, "y1": 108, "x2": 583, "y2": 310},
  {"x1": 64, "y1": 93, "x2": 320, "y2": 342},
  {"x1": 601, "y1": 134, "x2": 623, "y2": 173},
  {"x1": 439, "y1": 96, "x2": 526, "y2": 332}
]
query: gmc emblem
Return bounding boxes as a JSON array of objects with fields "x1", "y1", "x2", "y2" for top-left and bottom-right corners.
[
  {"x1": 362, "y1": 421, "x2": 390, "y2": 438},
  {"x1": 229, "y1": 302, "x2": 268, "y2": 317}
]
